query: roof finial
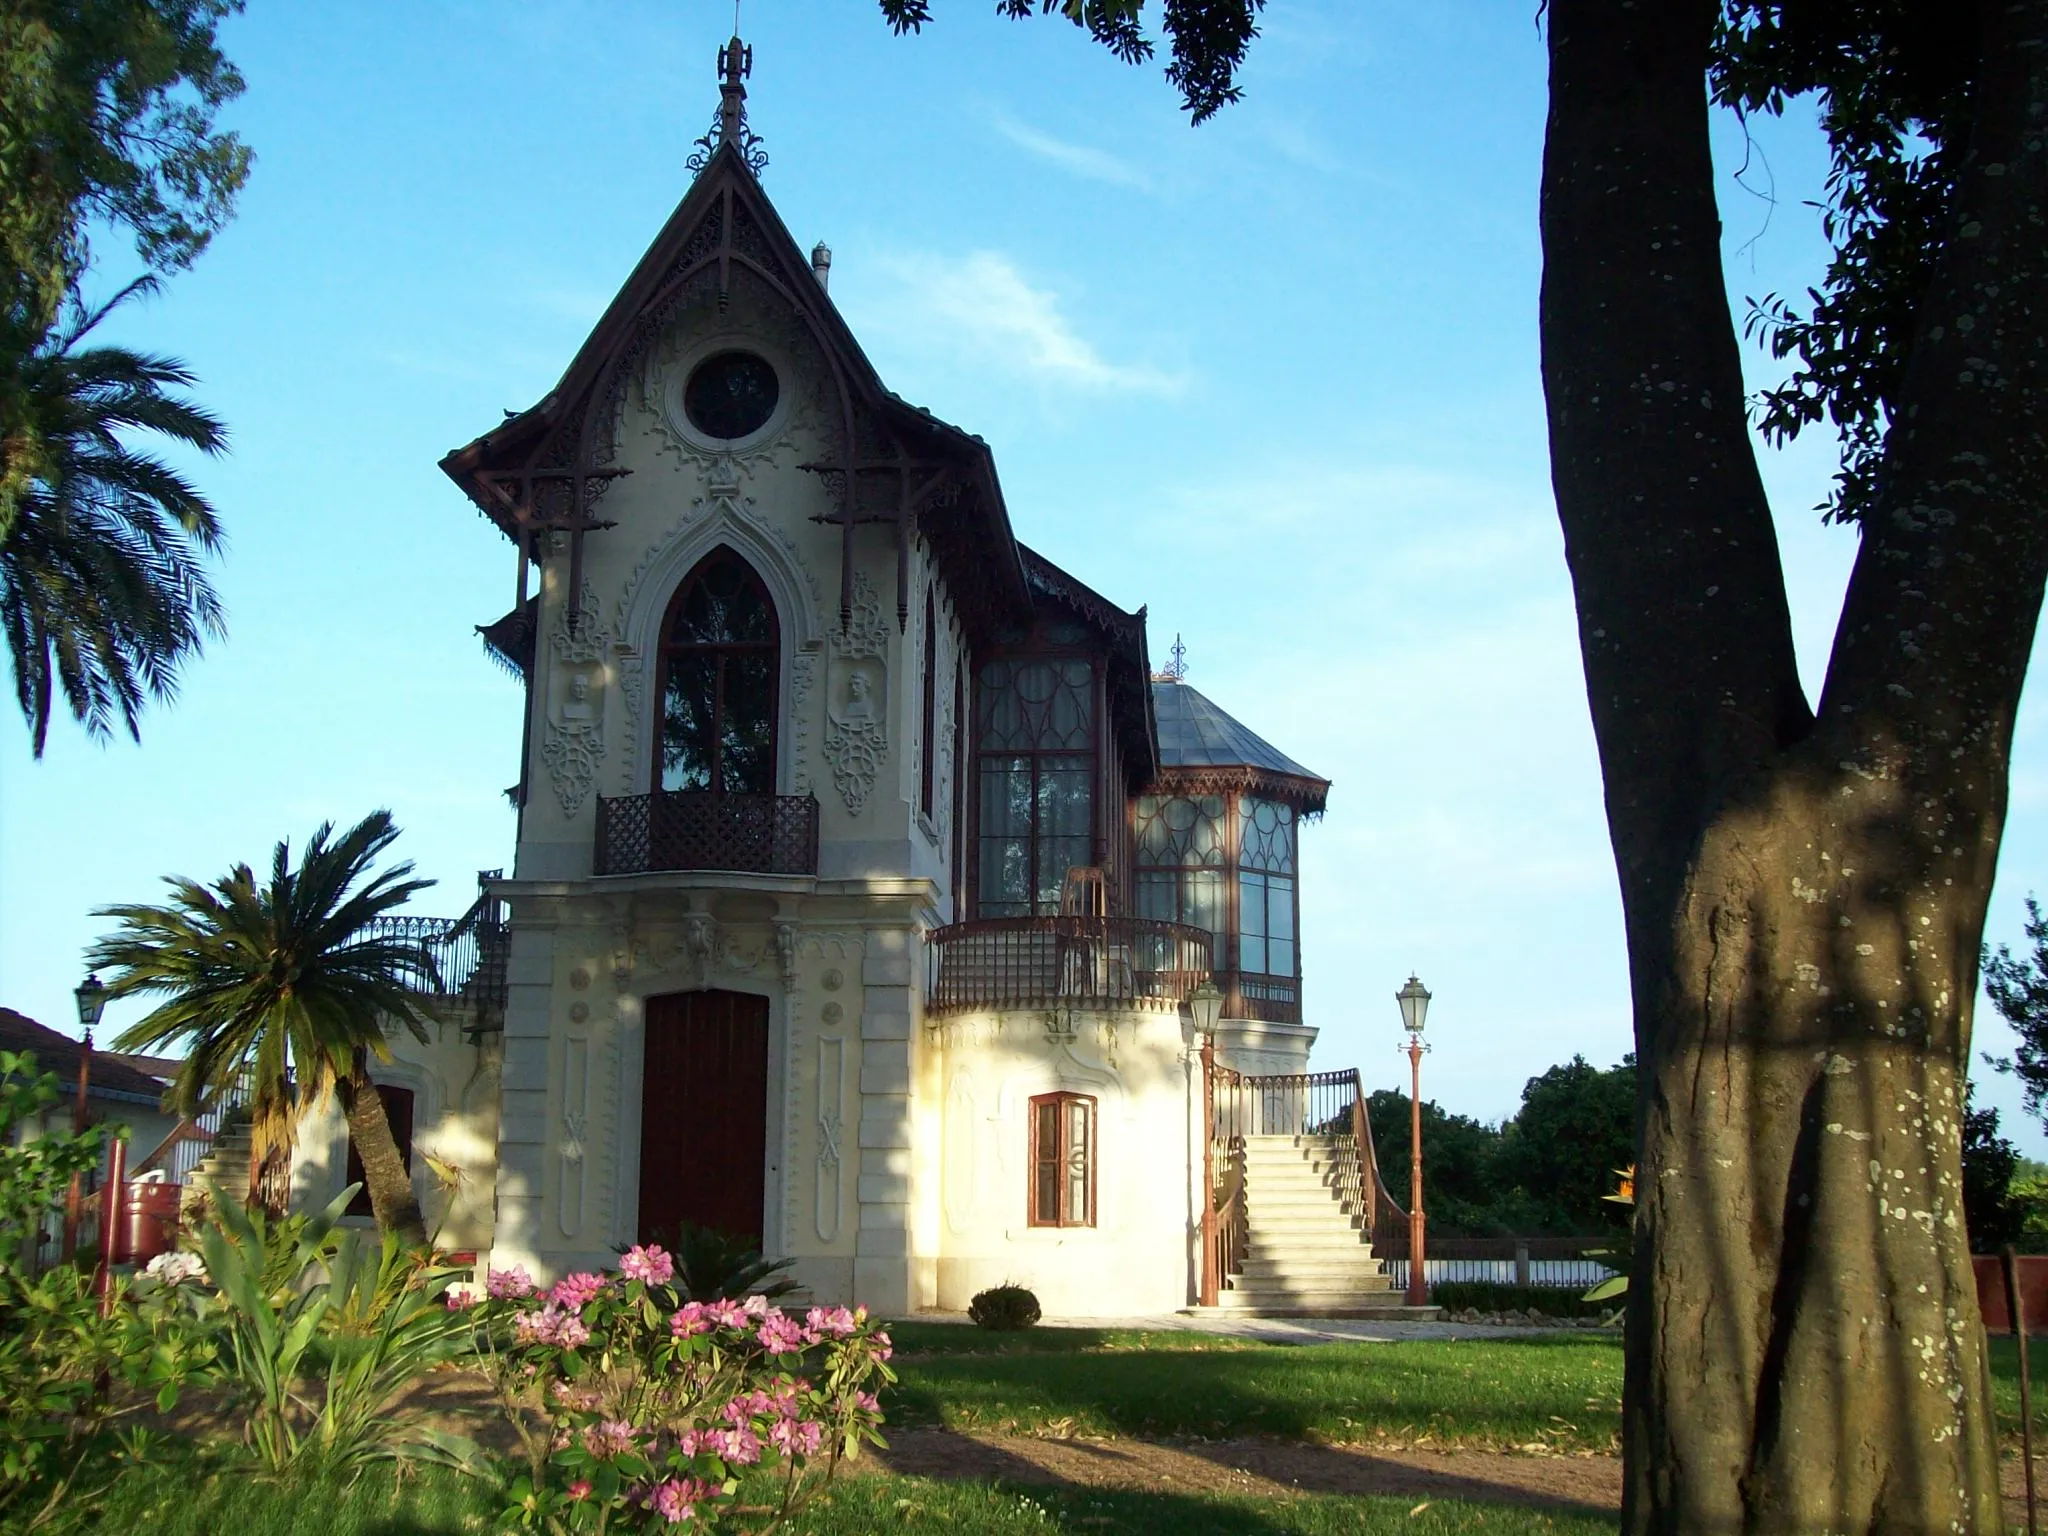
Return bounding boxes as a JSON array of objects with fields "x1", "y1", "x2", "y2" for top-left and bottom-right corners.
[
  {"x1": 688, "y1": 27, "x2": 769, "y2": 177},
  {"x1": 1153, "y1": 633, "x2": 1188, "y2": 683}
]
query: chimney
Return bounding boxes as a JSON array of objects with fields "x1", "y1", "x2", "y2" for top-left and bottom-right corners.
[{"x1": 811, "y1": 241, "x2": 833, "y2": 292}]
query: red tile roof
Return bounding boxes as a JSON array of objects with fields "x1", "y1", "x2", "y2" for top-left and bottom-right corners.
[{"x1": 0, "y1": 1008, "x2": 171, "y2": 1106}]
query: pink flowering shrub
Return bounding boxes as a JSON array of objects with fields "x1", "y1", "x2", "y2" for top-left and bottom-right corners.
[{"x1": 460, "y1": 1247, "x2": 894, "y2": 1532}]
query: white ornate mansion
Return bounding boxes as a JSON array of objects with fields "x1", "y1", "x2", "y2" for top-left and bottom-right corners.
[{"x1": 282, "y1": 43, "x2": 1409, "y2": 1318}]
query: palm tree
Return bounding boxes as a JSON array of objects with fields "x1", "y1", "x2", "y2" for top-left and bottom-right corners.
[
  {"x1": 89, "y1": 811, "x2": 441, "y2": 1245},
  {"x1": 1, "y1": 277, "x2": 227, "y2": 756}
]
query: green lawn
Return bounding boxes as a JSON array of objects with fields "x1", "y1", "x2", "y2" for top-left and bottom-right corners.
[
  {"x1": 888, "y1": 1324, "x2": 1625, "y2": 1452},
  {"x1": 48, "y1": 1459, "x2": 1617, "y2": 1536}
]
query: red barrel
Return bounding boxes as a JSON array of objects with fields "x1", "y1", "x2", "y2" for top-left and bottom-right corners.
[{"x1": 113, "y1": 1182, "x2": 183, "y2": 1266}]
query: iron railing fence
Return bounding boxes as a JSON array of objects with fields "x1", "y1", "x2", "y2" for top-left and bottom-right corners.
[
  {"x1": 358, "y1": 869, "x2": 509, "y2": 1026},
  {"x1": 927, "y1": 916, "x2": 1212, "y2": 1014},
  {"x1": 1200, "y1": 1064, "x2": 1409, "y2": 1305},
  {"x1": 1381, "y1": 1248, "x2": 1619, "y2": 1294},
  {"x1": 595, "y1": 791, "x2": 820, "y2": 877}
]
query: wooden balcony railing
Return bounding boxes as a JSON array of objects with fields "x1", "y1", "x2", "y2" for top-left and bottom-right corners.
[
  {"x1": 927, "y1": 915, "x2": 1212, "y2": 1015},
  {"x1": 595, "y1": 791, "x2": 820, "y2": 877}
]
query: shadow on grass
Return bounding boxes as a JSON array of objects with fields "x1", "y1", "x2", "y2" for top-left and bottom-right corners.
[
  {"x1": 885, "y1": 1332, "x2": 1623, "y2": 1447},
  {"x1": 876, "y1": 1425, "x2": 1618, "y2": 1520}
]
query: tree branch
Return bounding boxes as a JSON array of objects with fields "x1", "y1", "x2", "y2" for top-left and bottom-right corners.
[{"x1": 1540, "y1": 0, "x2": 1812, "y2": 911}]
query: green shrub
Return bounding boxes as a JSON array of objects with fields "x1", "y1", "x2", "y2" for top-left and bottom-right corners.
[
  {"x1": 0, "y1": 1051, "x2": 212, "y2": 1529},
  {"x1": 1430, "y1": 1282, "x2": 1609, "y2": 1319},
  {"x1": 968, "y1": 1284, "x2": 1041, "y2": 1331},
  {"x1": 193, "y1": 1184, "x2": 478, "y2": 1478}
]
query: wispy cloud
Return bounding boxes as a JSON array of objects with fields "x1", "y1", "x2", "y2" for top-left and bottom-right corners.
[
  {"x1": 990, "y1": 113, "x2": 1152, "y2": 190},
  {"x1": 872, "y1": 250, "x2": 1187, "y2": 394}
]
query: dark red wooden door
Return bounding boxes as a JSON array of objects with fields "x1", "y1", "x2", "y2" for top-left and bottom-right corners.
[{"x1": 638, "y1": 989, "x2": 769, "y2": 1247}]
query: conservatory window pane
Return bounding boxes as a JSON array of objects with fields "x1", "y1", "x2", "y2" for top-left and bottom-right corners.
[
  {"x1": 1240, "y1": 871, "x2": 1270, "y2": 976},
  {"x1": 1267, "y1": 875, "x2": 1296, "y2": 977},
  {"x1": 979, "y1": 756, "x2": 1033, "y2": 916}
]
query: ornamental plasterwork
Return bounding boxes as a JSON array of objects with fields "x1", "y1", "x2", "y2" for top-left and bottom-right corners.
[
  {"x1": 632, "y1": 275, "x2": 833, "y2": 478},
  {"x1": 824, "y1": 572, "x2": 889, "y2": 814},
  {"x1": 541, "y1": 583, "x2": 610, "y2": 818},
  {"x1": 789, "y1": 654, "x2": 817, "y2": 797}
]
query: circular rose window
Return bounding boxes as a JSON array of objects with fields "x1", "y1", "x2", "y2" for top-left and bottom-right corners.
[{"x1": 683, "y1": 350, "x2": 779, "y2": 440}]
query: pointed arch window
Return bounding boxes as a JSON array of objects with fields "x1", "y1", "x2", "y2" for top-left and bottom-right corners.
[{"x1": 655, "y1": 549, "x2": 779, "y2": 794}]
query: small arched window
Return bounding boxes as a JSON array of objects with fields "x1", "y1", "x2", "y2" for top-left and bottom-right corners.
[{"x1": 655, "y1": 549, "x2": 779, "y2": 794}]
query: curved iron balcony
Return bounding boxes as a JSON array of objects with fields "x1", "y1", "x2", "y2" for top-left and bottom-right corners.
[
  {"x1": 928, "y1": 915, "x2": 1212, "y2": 1015},
  {"x1": 357, "y1": 872, "x2": 510, "y2": 1028},
  {"x1": 595, "y1": 790, "x2": 821, "y2": 878}
]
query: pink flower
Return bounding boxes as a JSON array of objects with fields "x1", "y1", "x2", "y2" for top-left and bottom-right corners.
[
  {"x1": 582, "y1": 1419, "x2": 638, "y2": 1459},
  {"x1": 512, "y1": 1309, "x2": 551, "y2": 1345},
  {"x1": 669, "y1": 1302, "x2": 711, "y2": 1338},
  {"x1": 704, "y1": 1299, "x2": 749, "y2": 1330},
  {"x1": 567, "y1": 1480, "x2": 593, "y2": 1501},
  {"x1": 650, "y1": 1478, "x2": 714, "y2": 1524},
  {"x1": 550, "y1": 1271, "x2": 606, "y2": 1310},
  {"x1": 855, "y1": 1390, "x2": 881, "y2": 1415},
  {"x1": 707, "y1": 1425, "x2": 761, "y2": 1465},
  {"x1": 755, "y1": 1312, "x2": 806, "y2": 1354},
  {"x1": 553, "y1": 1313, "x2": 592, "y2": 1349},
  {"x1": 486, "y1": 1265, "x2": 536, "y2": 1299},
  {"x1": 768, "y1": 1416, "x2": 825, "y2": 1458},
  {"x1": 620, "y1": 1244, "x2": 675, "y2": 1286},
  {"x1": 550, "y1": 1381, "x2": 602, "y2": 1412},
  {"x1": 806, "y1": 1305, "x2": 859, "y2": 1338},
  {"x1": 444, "y1": 1285, "x2": 480, "y2": 1310},
  {"x1": 723, "y1": 1390, "x2": 771, "y2": 1426},
  {"x1": 871, "y1": 1329, "x2": 893, "y2": 1363},
  {"x1": 742, "y1": 1294, "x2": 772, "y2": 1318}
]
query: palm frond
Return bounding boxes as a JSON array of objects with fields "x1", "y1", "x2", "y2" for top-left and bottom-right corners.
[
  {"x1": 94, "y1": 813, "x2": 441, "y2": 1156},
  {"x1": 1, "y1": 279, "x2": 228, "y2": 754}
]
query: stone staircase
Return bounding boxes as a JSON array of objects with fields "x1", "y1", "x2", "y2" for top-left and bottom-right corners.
[
  {"x1": 181, "y1": 1120, "x2": 254, "y2": 1218},
  {"x1": 1213, "y1": 1134, "x2": 1437, "y2": 1319}
]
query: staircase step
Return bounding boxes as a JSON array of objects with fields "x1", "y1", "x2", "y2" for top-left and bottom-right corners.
[
  {"x1": 1236, "y1": 1261, "x2": 1392, "y2": 1283},
  {"x1": 1195, "y1": 1300, "x2": 1442, "y2": 1321}
]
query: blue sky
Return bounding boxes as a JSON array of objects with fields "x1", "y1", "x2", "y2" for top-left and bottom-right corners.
[{"x1": 7, "y1": 0, "x2": 2048, "y2": 1153}]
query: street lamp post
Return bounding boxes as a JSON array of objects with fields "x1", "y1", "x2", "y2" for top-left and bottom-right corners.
[
  {"x1": 62, "y1": 974, "x2": 107, "y2": 1260},
  {"x1": 1396, "y1": 975, "x2": 1431, "y2": 1308}
]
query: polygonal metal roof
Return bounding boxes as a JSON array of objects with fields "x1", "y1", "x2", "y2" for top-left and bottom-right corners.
[{"x1": 1151, "y1": 680, "x2": 1328, "y2": 809}]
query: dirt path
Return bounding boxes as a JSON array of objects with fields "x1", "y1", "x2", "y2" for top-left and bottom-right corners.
[
  {"x1": 871, "y1": 1427, "x2": 1622, "y2": 1515},
  {"x1": 874, "y1": 1427, "x2": 2048, "y2": 1527}
]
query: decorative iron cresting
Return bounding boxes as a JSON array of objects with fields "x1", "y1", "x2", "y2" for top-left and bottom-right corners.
[{"x1": 926, "y1": 915, "x2": 1211, "y2": 1015}]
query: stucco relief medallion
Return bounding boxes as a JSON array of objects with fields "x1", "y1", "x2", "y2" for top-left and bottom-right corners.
[
  {"x1": 541, "y1": 584, "x2": 610, "y2": 818},
  {"x1": 820, "y1": 1001, "x2": 843, "y2": 1026}
]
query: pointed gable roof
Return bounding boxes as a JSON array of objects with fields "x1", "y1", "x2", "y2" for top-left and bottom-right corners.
[
  {"x1": 439, "y1": 132, "x2": 1030, "y2": 641},
  {"x1": 1151, "y1": 680, "x2": 1330, "y2": 814}
]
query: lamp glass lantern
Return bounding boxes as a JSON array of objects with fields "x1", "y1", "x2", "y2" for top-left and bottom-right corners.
[
  {"x1": 1188, "y1": 980, "x2": 1224, "y2": 1038},
  {"x1": 74, "y1": 974, "x2": 106, "y2": 1032},
  {"x1": 1395, "y1": 974, "x2": 1431, "y2": 1037}
]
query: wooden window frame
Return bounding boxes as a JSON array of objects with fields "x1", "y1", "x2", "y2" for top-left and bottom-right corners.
[
  {"x1": 1027, "y1": 1090, "x2": 1097, "y2": 1228},
  {"x1": 968, "y1": 651, "x2": 1101, "y2": 919},
  {"x1": 652, "y1": 547, "x2": 781, "y2": 795},
  {"x1": 920, "y1": 585, "x2": 938, "y2": 819}
]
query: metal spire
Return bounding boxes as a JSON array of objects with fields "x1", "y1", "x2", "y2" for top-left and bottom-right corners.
[
  {"x1": 689, "y1": 26, "x2": 768, "y2": 175},
  {"x1": 1153, "y1": 633, "x2": 1189, "y2": 683}
]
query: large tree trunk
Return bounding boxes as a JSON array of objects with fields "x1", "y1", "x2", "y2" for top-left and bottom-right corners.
[
  {"x1": 337, "y1": 1059, "x2": 428, "y2": 1248},
  {"x1": 1542, "y1": 1, "x2": 2048, "y2": 1530}
]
